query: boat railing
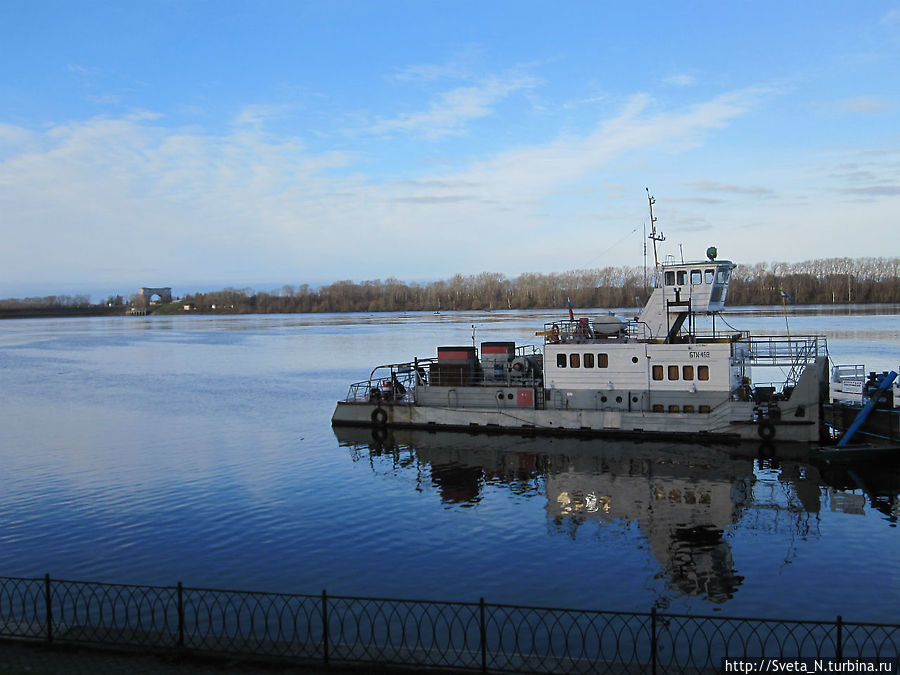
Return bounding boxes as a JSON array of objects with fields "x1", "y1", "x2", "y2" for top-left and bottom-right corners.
[
  {"x1": 344, "y1": 349, "x2": 545, "y2": 400},
  {"x1": 743, "y1": 335, "x2": 829, "y2": 387},
  {"x1": 541, "y1": 318, "x2": 753, "y2": 344},
  {"x1": 343, "y1": 360, "x2": 436, "y2": 404},
  {"x1": 831, "y1": 364, "x2": 866, "y2": 383},
  {"x1": 541, "y1": 318, "x2": 627, "y2": 345},
  {"x1": 744, "y1": 335, "x2": 828, "y2": 366}
]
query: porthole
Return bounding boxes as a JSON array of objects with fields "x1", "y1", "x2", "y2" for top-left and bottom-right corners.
[
  {"x1": 497, "y1": 393, "x2": 504, "y2": 400},
  {"x1": 601, "y1": 396, "x2": 608, "y2": 403},
  {"x1": 616, "y1": 396, "x2": 623, "y2": 403},
  {"x1": 632, "y1": 357, "x2": 639, "y2": 364},
  {"x1": 507, "y1": 393, "x2": 514, "y2": 400}
]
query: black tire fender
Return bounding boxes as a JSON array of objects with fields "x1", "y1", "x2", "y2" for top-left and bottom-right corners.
[
  {"x1": 758, "y1": 420, "x2": 776, "y2": 441},
  {"x1": 371, "y1": 407, "x2": 388, "y2": 426}
]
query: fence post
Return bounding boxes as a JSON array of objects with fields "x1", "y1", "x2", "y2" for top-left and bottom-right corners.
[
  {"x1": 322, "y1": 589, "x2": 329, "y2": 665},
  {"x1": 836, "y1": 615, "x2": 843, "y2": 661},
  {"x1": 177, "y1": 582, "x2": 185, "y2": 648},
  {"x1": 479, "y1": 597, "x2": 487, "y2": 673},
  {"x1": 651, "y1": 607, "x2": 657, "y2": 675},
  {"x1": 44, "y1": 573, "x2": 52, "y2": 644}
]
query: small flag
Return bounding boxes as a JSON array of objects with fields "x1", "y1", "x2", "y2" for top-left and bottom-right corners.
[
  {"x1": 567, "y1": 298, "x2": 575, "y2": 321},
  {"x1": 780, "y1": 289, "x2": 795, "y2": 303}
]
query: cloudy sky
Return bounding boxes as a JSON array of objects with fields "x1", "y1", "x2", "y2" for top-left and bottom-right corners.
[{"x1": 1, "y1": 1, "x2": 899, "y2": 299}]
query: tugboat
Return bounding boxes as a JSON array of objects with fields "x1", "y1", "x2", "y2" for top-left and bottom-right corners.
[{"x1": 332, "y1": 200, "x2": 834, "y2": 444}]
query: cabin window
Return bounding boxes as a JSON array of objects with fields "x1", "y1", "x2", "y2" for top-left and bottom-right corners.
[
  {"x1": 676, "y1": 270, "x2": 687, "y2": 285},
  {"x1": 665, "y1": 271, "x2": 675, "y2": 286},
  {"x1": 584, "y1": 353, "x2": 594, "y2": 368},
  {"x1": 652, "y1": 365, "x2": 664, "y2": 381},
  {"x1": 557, "y1": 353, "x2": 567, "y2": 368},
  {"x1": 683, "y1": 405, "x2": 695, "y2": 413},
  {"x1": 668, "y1": 365, "x2": 679, "y2": 380},
  {"x1": 598, "y1": 353, "x2": 609, "y2": 368},
  {"x1": 669, "y1": 405, "x2": 680, "y2": 413},
  {"x1": 705, "y1": 269, "x2": 715, "y2": 284},
  {"x1": 652, "y1": 404, "x2": 664, "y2": 413},
  {"x1": 690, "y1": 269, "x2": 702, "y2": 285},
  {"x1": 699, "y1": 405, "x2": 711, "y2": 413},
  {"x1": 683, "y1": 365, "x2": 694, "y2": 380},
  {"x1": 698, "y1": 365, "x2": 710, "y2": 381},
  {"x1": 570, "y1": 353, "x2": 580, "y2": 368}
]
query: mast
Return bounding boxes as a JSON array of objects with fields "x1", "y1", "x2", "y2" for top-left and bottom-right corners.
[{"x1": 645, "y1": 188, "x2": 665, "y2": 284}]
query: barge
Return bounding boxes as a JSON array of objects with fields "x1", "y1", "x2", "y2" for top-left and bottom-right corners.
[{"x1": 332, "y1": 246, "x2": 834, "y2": 444}]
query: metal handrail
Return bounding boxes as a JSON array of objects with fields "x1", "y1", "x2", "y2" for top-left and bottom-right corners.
[{"x1": 1, "y1": 575, "x2": 897, "y2": 673}]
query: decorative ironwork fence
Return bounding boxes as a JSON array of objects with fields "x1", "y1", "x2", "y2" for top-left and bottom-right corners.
[{"x1": 1, "y1": 575, "x2": 897, "y2": 673}]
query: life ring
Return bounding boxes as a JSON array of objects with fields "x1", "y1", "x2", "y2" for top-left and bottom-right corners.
[
  {"x1": 757, "y1": 420, "x2": 776, "y2": 441},
  {"x1": 371, "y1": 407, "x2": 388, "y2": 426}
]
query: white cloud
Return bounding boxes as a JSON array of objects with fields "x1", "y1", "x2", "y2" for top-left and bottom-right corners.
[
  {"x1": 684, "y1": 180, "x2": 774, "y2": 196},
  {"x1": 664, "y1": 73, "x2": 696, "y2": 87},
  {"x1": 393, "y1": 46, "x2": 488, "y2": 82},
  {"x1": 880, "y1": 8, "x2": 900, "y2": 24},
  {"x1": 1, "y1": 89, "x2": 762, "y2": 285},
  {"x1": 4, "y1": 83, "x2": 895, "y2": 294},
  {"x1": 836, "y1": 96, "x2": 894, "y2": 113},
  {"x1": 369, "y1": 73, "x2": 539, "y2": 140}
]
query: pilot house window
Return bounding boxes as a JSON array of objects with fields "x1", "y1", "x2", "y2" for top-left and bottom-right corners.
[
  {"x1": 665, "y1": 271, "x2": 676, "y2": 285},
  {"x1": 690, "y1": 269, "x2": 702, "y2": 285}
]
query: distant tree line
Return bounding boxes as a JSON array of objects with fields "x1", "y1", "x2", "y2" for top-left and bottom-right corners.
[
  {"x1": 2, "y1": 257, "x2": 898, "y2": 318},
  {"x1": 0, "y1": 294, "x2": 124, "y2": 318},
  {"x1": 180, "y1": 256, "x2": 900, "y2": 314},
  {"x1": 727, "y1": 257, "x2": 900, "y2": 305}
]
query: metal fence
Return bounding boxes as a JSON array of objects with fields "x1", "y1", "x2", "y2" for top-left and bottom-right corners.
[{"x1": 1, "y1": 575, "x2": 897, "y2": 673}]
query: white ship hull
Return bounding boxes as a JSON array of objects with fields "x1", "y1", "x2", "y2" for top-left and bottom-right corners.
[{"x1": 333, "y1": 354, "x2": 827, "y2": 443}]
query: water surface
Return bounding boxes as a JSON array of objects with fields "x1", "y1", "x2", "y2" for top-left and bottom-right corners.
[{"x1": 1, "y1": 308, "x2": 897, "y2": 622}]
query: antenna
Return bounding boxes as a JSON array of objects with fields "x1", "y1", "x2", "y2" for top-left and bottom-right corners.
[
  {"x1": 642, "y1": 220, "x2": 648, "y2": 294},
  {"x1": 645, "y1": 188, "x2": 665, "y2": 281}
]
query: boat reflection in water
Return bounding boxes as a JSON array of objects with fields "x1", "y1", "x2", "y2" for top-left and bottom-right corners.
[{"x1": 333, "y1": 427, "x2": 899, "y2": 607}]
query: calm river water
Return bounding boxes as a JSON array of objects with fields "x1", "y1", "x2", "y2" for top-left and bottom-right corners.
[{"x1": 1, "y1": 306, "x2": 898, "y2": 622}]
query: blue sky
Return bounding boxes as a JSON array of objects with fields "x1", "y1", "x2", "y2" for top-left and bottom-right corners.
[{"x1": 1, "y1": 1, "x2": 898, "y2": 299}]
